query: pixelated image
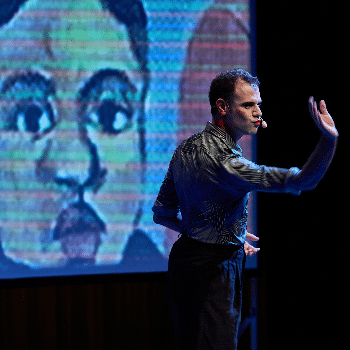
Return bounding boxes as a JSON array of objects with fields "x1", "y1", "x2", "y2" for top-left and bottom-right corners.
[{"x1": 0, "y1": 0, "x2": 254, "y2": 278}]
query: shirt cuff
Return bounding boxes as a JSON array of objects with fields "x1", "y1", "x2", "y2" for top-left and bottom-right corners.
[{"x1": 152, "y1": 200, "x2": 179, "y2": 218}]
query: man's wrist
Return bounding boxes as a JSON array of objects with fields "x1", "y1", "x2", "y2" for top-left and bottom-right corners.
[{"x1": 320, "y1": 132, "x2": 338, "y2": 144}]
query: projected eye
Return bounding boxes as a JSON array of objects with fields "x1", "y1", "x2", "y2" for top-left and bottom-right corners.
[
  {"x1": 18, "y1": 104, "x2": 51, "y2": 133},
  {"x1": 94, "y1": 99, "x2": 131, "y2": 134},
  {"x1": 6, "y1": 102, "x2": 55, "y2": 137}
]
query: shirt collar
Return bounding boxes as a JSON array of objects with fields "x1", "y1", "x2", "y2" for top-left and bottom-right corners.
[{"x1": 205, "y1": 122, "x2": 242, "y2": 155}]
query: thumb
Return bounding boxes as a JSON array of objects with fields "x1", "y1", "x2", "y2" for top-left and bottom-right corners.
[{"x1": 319, "y1": 100, "x2": 328, "y2": 114}]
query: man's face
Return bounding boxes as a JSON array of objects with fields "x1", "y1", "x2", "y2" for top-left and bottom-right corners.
[
  {"x1": 224, "y1": 79, "x2": 262, "y2": 141},
  {"x1": 0, "y1": 0, "x2": 145, "y2": 266}
]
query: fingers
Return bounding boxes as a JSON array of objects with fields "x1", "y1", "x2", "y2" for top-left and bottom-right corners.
[
  {"x1": 319, "y1": 99, "x2": 328, "y2": 115},
  {"x1": 246, "y1": 232, "x2": 259, "y2": 241},
  {"x1": 309, "y1": 96, "x2": 318, "y2": 116},
  {"x1": 309, "y1": 96, "x2": 328, "y2": 117},
  {"x1": 245, "y1": 232, "x2": 260, "y2": 257},
  {"x1": 309, "y1": 97, "x2": 338, "y2": 138},
  {"x1": 244, "y1": 242, "x2": 260, "y2": 257},
  {"x1": 308, "y1": 96, "x2": 312, "y2": 113},
  {"x1": 309, "y1": 96, "x2": 322, "y2": 127}
]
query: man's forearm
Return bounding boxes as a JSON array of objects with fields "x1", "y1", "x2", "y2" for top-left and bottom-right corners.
[
  {"x1": 153, "y1": 214, "x2": 182, "y2": 233},
  {"x1": 295, "y1": 134, "x2": 338, "y2": 190}
]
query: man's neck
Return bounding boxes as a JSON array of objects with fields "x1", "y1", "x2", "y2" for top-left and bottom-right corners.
[{"x1": 211, "y1": 117, "x2": 242, "y2": 142}]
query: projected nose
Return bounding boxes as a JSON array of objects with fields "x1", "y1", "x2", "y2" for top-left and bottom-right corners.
[{"x1": 36, "y1": 130, "x2": 93, "y2": 188}]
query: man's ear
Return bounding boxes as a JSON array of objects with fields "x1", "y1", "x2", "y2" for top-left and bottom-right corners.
[{"x1": 216, "y1": 98, "x2": 226, "y2": 116}]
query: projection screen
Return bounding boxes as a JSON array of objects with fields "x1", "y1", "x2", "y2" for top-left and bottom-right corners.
[{"x1": 0, "y1": 0, "x2": 256, "y2": 279}]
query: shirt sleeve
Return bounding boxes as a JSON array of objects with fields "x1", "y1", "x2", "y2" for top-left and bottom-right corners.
[
  {"x1": 220, "y1": 156, "x2": 302, "y2": 195},
  {"x1": 152, "y1": 162, "x2": 180, "y2": 218}
]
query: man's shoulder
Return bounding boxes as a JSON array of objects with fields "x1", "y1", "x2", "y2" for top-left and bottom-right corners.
[
  {"x1": 175, "y1": 122, "x2": 232, "y2": 159},
  {"x1": 178, "y1": 129, "x2": 205, "y2": 151}
]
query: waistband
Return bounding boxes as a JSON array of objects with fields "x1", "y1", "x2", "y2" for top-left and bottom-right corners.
[{"x1": 179, "y1": 233, "x2": 243, "y2": 251}]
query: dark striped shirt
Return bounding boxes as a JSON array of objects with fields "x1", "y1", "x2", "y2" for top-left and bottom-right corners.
[{"x1": 153, "y1": 122, "x2": 301, "y2": 245}]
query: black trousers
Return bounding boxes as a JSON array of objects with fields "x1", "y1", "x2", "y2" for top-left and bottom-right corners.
[{"x1": 167, "y1": 234, "x2": 246, "y2": 350}]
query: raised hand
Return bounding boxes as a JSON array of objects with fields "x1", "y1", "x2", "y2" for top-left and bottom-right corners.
[{"x1": 308, "y1": 97, "x2": 338, "y2": 140}]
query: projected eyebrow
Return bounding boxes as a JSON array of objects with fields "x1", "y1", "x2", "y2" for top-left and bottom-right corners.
[
  {"x1": 0, "y1": 71, "x2": 56, "y2": 135},
  {"x1": 78, "y1": 69, "x2": 137, "y2": 135},
  {"x1": 1, "y1": 71, "x2": 55, "y2": 98}
]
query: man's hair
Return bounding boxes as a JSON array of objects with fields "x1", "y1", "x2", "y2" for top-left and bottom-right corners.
[{"x1": 209, "y1": 69, "x2": 259, "y2": 116}]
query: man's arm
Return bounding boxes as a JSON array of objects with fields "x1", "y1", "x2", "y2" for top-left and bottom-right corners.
[
  {"x1": 152, "y1": 157, "x2": 182, "y2": 232},
  {"x1": 153, "y1": 214, "x2": 182, "y2": 233},
  {"x1": 294, "y1": 97, "x2": 338, "y2": 191}
]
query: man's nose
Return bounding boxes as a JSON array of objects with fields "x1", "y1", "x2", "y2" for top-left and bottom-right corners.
[
  {"x1": 36, "y1": 122, "x2": 93, "y2": 187},
  {"x1": 254, "y1": 105, "x2": 262, "y2": 118}
]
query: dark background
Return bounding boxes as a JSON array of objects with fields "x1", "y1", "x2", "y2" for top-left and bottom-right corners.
[
  {"x1": 0, "y1": 1, "x2": 348, "y2": 349},
  {"x1": 255, "y1": 1, "x2": 348, "y2": 349}
]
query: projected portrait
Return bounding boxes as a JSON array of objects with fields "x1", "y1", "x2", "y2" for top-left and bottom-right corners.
[
  {"x1": 0, "y1": 0, "x2": 253, "y2": 277},
  {"x1": 0, "y1": 0, "x2": 150, "y2": 273}
]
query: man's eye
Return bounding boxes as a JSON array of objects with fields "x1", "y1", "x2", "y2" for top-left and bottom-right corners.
[
  {"x1": 94, "y1": 99, "x2": 131, "y2": 134},
  {"x1": 241, "y1": 103, "x2": 261, "y2": 109}
]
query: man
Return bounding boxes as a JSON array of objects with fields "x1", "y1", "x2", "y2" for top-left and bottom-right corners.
[{"x1": 152, "y1": 69, "x2": 338, "y2": 349}]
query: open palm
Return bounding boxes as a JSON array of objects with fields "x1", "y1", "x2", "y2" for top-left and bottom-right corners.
[{"x1": 308, "y1": 97, "x2": 338, "y2": 139}]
